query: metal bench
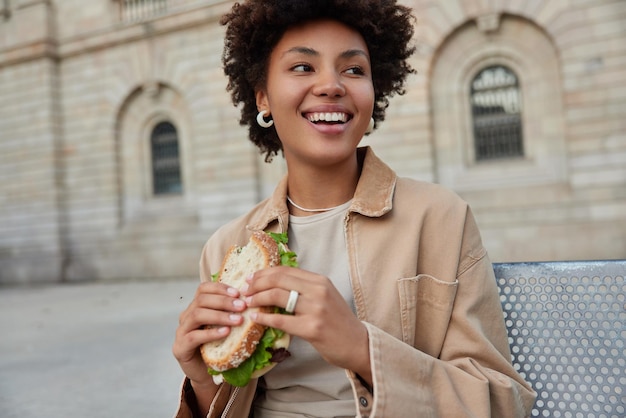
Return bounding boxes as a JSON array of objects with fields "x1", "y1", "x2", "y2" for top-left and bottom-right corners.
[{"x1": 493, "y1": 260, "x2": 626, "y2": 418}]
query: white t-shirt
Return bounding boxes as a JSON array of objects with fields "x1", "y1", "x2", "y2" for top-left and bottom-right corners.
[{"x1": 254, "y1": 200, "x2": 356, "y2": 418}]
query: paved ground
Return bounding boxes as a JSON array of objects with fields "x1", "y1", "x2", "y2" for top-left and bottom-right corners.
[{"x1": 0, "y1": 277, "x2": 200, "y2": 418}]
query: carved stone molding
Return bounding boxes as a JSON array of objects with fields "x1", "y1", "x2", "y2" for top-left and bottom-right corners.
[{"x1": 476, "y1": 13, "x2": 500, "y2": 33}]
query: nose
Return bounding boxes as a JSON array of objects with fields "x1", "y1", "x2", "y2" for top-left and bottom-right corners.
[{"x1": 312, "y1": 69, "x2": 346, "y2": 97}]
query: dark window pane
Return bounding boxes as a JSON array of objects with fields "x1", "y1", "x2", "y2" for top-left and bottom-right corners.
[
  {"x1": 151, "y1": 121, "x2": 182, "y2": 195},
  {"x1": 471, "y1": 65, "x2": 524, "y2": 161}
]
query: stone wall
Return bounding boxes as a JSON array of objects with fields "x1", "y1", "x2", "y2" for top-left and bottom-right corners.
[
  {"x1": 374, "y1": 0, "x2": 626, "y2": 262},
  {"x1": 0, "y1": 1, "x2": 66, "y2": 283}
]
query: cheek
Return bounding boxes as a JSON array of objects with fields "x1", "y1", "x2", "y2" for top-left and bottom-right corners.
[
  {"x1": 356, "y1": 89, "x2": 375, "y2": 117},
  {"x1": 269, "y1": 102, "x2": 303, "y2": 144},
  {"x1": 267, "y1": 79, "x2": 304, "y2": 112},
  {"x1": 352, "y1": 81, "x2": 375, "y2": 109}
]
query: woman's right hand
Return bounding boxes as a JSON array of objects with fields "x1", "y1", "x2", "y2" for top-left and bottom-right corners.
[{"x1": 172, "y1": 281, "x2": 246, "y2": 388}]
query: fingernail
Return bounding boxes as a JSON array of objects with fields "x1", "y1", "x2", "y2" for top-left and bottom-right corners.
[
  {"x1": 250, "y1": 312, "x2": 257, "y2": 321},
  {"x1": 229, "y1": 314, "x2": 241, "y2": 322},
  {"x1": 246, "y1": 273, "x2": 254, "y2": 282},
  {"x1": 244, "y1": 296, "x2": 253, "y2": 305},
  {"x1": 240, "y1": 283, "x2": 249, "y2": 293},
  {"x1": 233, "y1": 299, "x2": 245, "y2": 309},
  {"x1": 227, "y1": 287, "x2": 239, "y2": 296},
  {"x1": 218, "y1": 327, "x2": 229, "y2": 335}
]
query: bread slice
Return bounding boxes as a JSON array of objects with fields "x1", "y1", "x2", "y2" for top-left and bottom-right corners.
[{"x1": 200, "y1": 231, "x2": 280, "y2": 372}]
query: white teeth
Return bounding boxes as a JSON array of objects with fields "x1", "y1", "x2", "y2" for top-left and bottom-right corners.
[{"x1": 307, "y1": 112, "x2": 348, "y2": 123}]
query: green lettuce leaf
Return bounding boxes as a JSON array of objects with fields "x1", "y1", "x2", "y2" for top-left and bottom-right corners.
[
  {"x1": 268, "y1": 232, "x2": 298, "y2": 268},
  {"x1": 209, "y1": 327, "x2": 285, "y2": 387}
]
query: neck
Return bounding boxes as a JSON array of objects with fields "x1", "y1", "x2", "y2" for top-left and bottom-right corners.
[{"x1": 285, "y1": 154, "x2": 360, "y2": 216}]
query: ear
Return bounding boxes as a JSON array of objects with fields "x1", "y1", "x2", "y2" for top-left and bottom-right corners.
[{"x1": 255, "y1": 90, "x2": 270, "y2": 113}]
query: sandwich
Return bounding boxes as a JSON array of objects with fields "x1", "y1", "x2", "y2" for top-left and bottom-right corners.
[{"x1": 201, "y1": 231, "x2": 298, "y2": 387}]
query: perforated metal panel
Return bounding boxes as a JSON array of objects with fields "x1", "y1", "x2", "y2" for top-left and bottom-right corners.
[{"x1": 494, "y1": 261, "x2": 626, "y2": 417}]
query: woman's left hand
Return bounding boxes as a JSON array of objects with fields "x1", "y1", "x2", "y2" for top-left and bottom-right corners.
[{"x1": 242, "y1": 266, "x2": 371, "y2": 383}]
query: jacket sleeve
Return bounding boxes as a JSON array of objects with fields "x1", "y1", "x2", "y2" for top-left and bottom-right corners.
[
  {"x1": 347, "y1": 252, "x2": 536, "y2": 417},
  {"x1": 174, "y1": 378, "x2": 198, "y2": 418}
]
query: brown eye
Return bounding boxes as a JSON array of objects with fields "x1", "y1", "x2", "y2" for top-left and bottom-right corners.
[
  {"x1": 345, "y1": 66, "x2": 365, "y2": 76},
  {"x1": 292, "y1": 64, "x2": 313, "y2": 72}
]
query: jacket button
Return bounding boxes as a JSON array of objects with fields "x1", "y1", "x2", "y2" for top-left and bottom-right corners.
[{"x1": 359, "y1": 396, "x2": 368, "y2": 407}]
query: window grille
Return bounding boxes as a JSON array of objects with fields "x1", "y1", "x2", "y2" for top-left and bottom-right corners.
[
  {"x1": 470, "y1": 65, "x2": 524, "y2": 161},
  {"x1": 120, "y1": 0, "x2": 167, "y2": 23},
  {"x1": 150, "y1": 121, "x2": 182, "y2": 195}
]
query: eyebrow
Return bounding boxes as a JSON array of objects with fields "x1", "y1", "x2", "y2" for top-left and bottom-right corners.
[{"x1": 282, "y1": 46, "x2": 369, "y2": 60}]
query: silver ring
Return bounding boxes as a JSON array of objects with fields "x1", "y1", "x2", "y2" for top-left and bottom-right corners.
[{"x1": 285, "y1": 290, "x2": 299, "y2": 314}]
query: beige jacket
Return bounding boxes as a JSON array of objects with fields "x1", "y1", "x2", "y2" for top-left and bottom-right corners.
[{"x1": 176, "y1": 147, "x2": 536, "y2": 417}]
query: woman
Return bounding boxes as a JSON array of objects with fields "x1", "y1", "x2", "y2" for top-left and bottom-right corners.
[{"x1": 173, "y1": 1, "x2": 536, "y2": 417}]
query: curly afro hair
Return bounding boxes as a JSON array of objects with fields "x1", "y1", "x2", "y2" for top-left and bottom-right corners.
[{"x1": 220, "y1": 0, "x2": 416, "y2": 162}]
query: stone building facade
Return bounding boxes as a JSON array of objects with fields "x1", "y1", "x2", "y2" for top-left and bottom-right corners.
[{"x1": 1, "y1": 0, "x2": 625, "y2": 283}]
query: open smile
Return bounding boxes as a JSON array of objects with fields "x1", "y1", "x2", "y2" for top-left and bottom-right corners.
[{"x1": 304, "y1": 112, "x2": 352, "y2": 124}]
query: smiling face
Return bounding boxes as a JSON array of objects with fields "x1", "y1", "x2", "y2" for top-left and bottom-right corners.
[{"x1": 256, "y1": 19, "x2": 375, "y2": 170}]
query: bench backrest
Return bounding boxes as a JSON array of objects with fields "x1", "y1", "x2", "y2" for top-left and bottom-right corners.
[{"x1": 493, "y1": 260, "x2": 625, "y2": 417}]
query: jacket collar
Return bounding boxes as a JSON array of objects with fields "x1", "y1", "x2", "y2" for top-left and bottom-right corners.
[{"x1": 246, "y1": 146, "x2": 397, "y2": 232}]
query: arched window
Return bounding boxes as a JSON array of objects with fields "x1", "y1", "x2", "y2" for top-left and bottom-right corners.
[
  {"x1": 470, "y1": 65, "x2": 524, "y2": 161},
  {"x1": 150, "y1": 121, "x2": 182, "y2": 195}
]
